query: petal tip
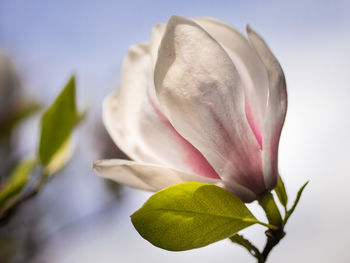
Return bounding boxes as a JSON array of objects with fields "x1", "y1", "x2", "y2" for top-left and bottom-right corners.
[
  {"x1": 92, "y1": 160, "x2": 103, "y2": 171},
  {"x1": 166, "y1": 15, "x2": 195, "y2": 29},
  {"x1": 168, "y1": 14, "x2": 183, "y2": 22},
  {"x1": 246, "y1": 24, "x2": 259, "y2": 40},
  {"x1": 246, "y1": 24, "x2": 252, "y2": 32}
]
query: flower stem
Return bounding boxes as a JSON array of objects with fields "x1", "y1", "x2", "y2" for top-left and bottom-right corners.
[
  {"x1": 257, "y1": 192, "x2": 282, "y2": 227},
  {"x1": 256, "y1": 192, "x2": 285, "y2": 263},
  {"x1": 258, "y1": 228, "x2": 286, "y2": 263}
]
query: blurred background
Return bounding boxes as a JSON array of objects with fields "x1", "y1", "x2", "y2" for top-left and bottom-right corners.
[{"x1": 0, "y1": 0, "x2": 349, "y2": 262}]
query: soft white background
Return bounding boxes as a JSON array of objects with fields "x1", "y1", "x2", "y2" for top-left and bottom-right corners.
[{"x1": 1, "y1": 1, "x2": 349, "y2": 262}]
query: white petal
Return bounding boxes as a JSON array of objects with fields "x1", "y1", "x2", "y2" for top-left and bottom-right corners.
[
  {"x1": 93, "y1": 159, "x2": 221, "y2": 192},
  {"x1": 103, "y1": 43, "x2": 158, "y2": 164},
  {"x1": 93, "y1": 159, "x2": 256, "y2": 202},
  {"x1": 150, "y1": 23, "x2": 166, "y2": 70},
  {"x1": 104, "y1": 43, "x2": 220, "y2": 179},
  {"x1": 194, "y1": 17, "x2": 269, "y2": 147},
  {"x1": 154, "y1": 16, "x2": 265, "y2": 194},
  {"x1": 247, "y1": 26, "x2": 287, "y2": 189}
]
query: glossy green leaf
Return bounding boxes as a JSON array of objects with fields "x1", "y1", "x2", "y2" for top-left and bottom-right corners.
[
  {"x1": 39, "y1": 76, "x2": 84, "y2": 165},
  {"x1": 283, "y1": 181, "x2": 309, "y2": 224},
  {"x1": 0, "y1": 158, "x2": 36, "y2": 209},
  {"x1": 131, "y1": 182, "x2": 257, "y2": 251},
  {"x1": 274, "y1": 175, "x2": 288, "y2": 208}
]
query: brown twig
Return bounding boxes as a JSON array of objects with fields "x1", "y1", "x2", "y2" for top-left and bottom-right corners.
[{"x1": 258, "y1": 228, "x2": 286, "y2": 263}]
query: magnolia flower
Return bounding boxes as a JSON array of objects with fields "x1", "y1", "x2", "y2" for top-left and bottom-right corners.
[{"x1": 94, "y1": 16, "x2": 287, "y2": 202}]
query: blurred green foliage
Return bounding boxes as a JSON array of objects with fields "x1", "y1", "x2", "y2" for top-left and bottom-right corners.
[
  {"x1": 39, "y1": 76, "x2": 85, "y2": 166},
  {"x1": 0, "y1": 158, "x2": 36, "y2": 210},
  {"x1": 0, "y1": 75, "x2": 86, "y2": 222}
]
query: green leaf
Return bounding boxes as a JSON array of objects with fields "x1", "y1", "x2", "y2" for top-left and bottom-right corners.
[
  {"x1": 38, "y1": 76, "x2": 84, "y2": 165},
  {"x1": 43, "y1": 137, "x2": 72, "y2": 176},
  {"x1": 283, "y1": 181, "x2": 309, "y2": 224},
  {"x1": 274, "y1": 175, "x2": 288, "y2": 208},
  {"x1": 230, "y1": 234, "x2": 261, "y2": 258},
  {"x1": 131, "y1": 182, "x2": 257, "y2": 251},
  {"x1": 0, "y1": 158, "x2": 36, "y2": 209}
]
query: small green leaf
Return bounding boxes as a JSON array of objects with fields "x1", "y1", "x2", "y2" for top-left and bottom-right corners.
[
  {"x1": 39, "y1": 76, "x2": 84, "y2": 165},
  {"x1": 283, "y1": 181, "x2": 309, "y2": 224},
  {"x1": 131, "y1": 182, "x2": 257, "y2": 251},
  {"x1": 0, "y1": 158, "x2": 36, "y2": 209},
  {"x1": 230, "y1": 234, "x2": 261, "y2": 258},
  {"x1": 43, "y1": 137, "x2": 72, "y2": 176},
  {"x1": 274, "y1": 175, "x2": 288, "y2": 208}
]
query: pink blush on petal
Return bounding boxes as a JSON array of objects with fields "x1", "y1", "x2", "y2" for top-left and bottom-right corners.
[
  {"x1": 179, "y1": 134, "x2": 221, "y2": 179},
  {"x1": 146, "y1": 88, "x2": 221, "y2": 179},
  {"x1": 245, "y1": 99, "x2": 263, "y2": 149}
]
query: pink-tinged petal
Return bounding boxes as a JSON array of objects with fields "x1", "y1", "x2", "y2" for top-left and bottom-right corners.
[
  {"x1": 93, "y1": 159, "x2": 221, "y2": 192},
  {"x1": 146, "y1": 87, "x2": 220, "y2": 179},
  {"x1": 193, "y1": 17, "x2": 269, "y2": 148},
  {"x1": 93, "y1": 159, "x2": 256, "y2": 202},
  {"x1": 154, "y1": 15, "x2": 265, "y2": 195},
  {"x1": 247, "y1": 26, "x2": 287, "y2": 189},
  {"x1": 103, "y1": 42, "x2": 219, "y2": 179},
  {"x1": 217, "y1": 181, "x2": 256, "y2": 203},
  {"x1": 245, "y1": 99, "x2": 263, "y2": 148}
]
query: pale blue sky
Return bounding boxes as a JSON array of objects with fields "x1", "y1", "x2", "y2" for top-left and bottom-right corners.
[{"x1": 0, "y1": 0, "x2": 349, "y2": 102}]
